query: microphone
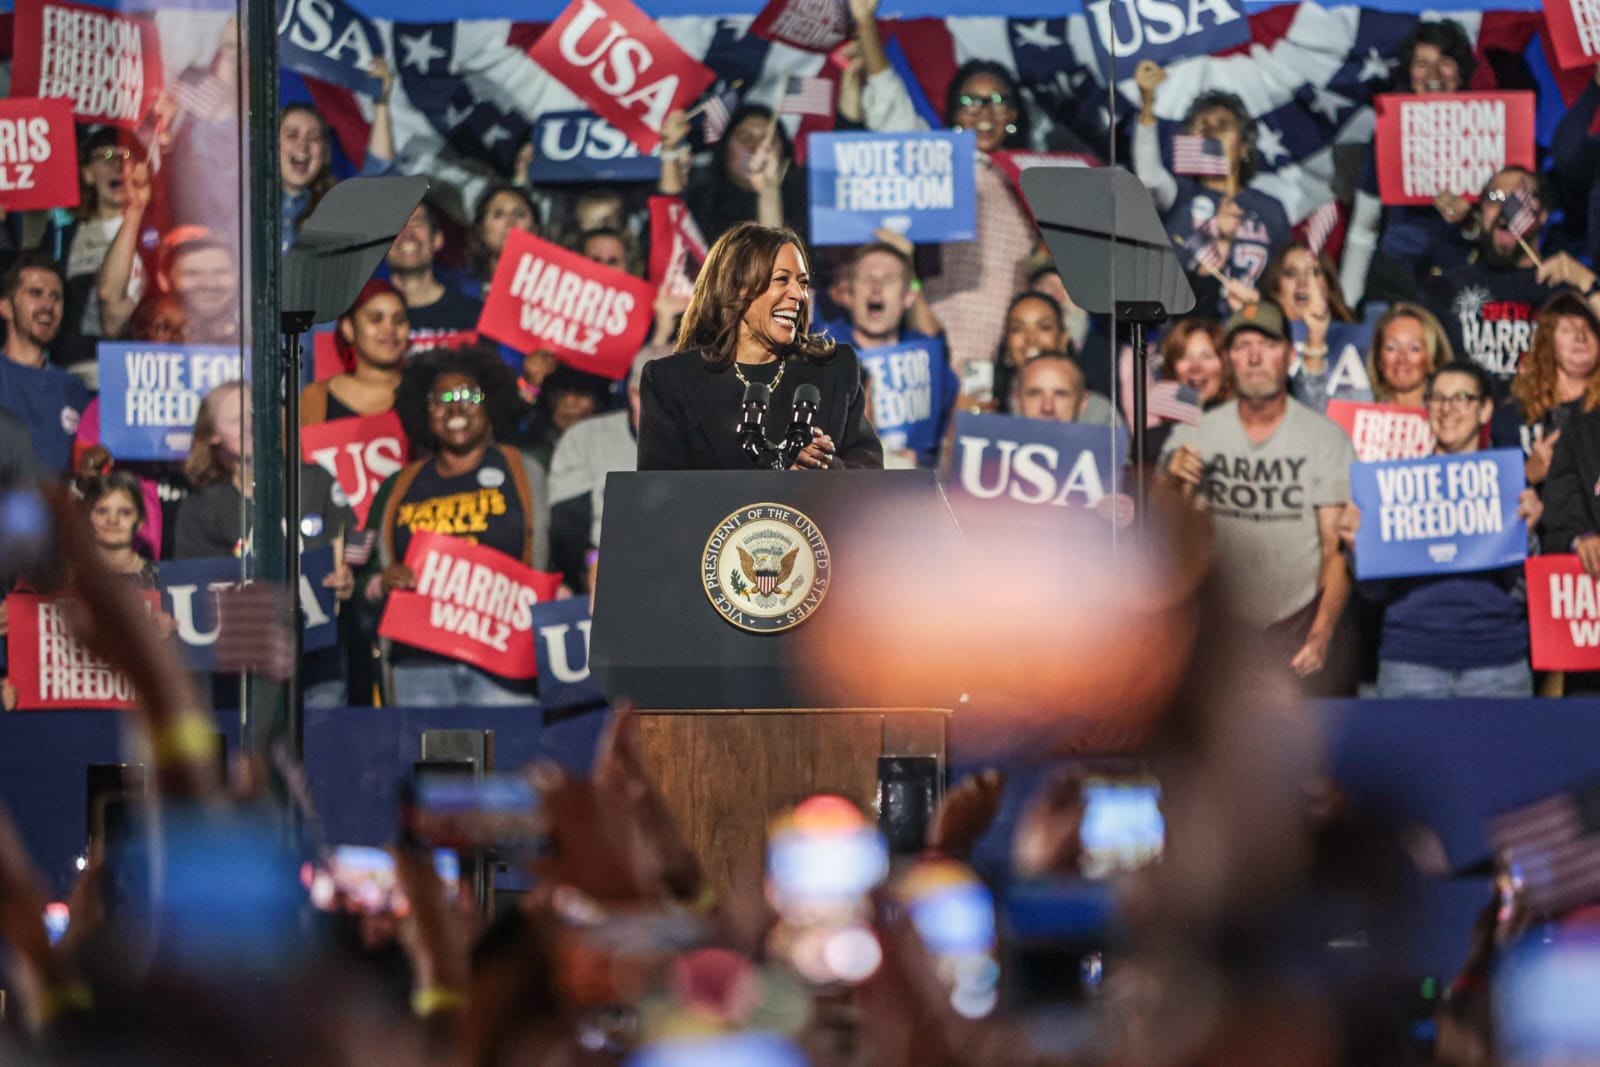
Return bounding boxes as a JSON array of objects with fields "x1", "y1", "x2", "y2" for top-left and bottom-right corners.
[
  {"x1": 782, "y1": 384, "x2": 822, "y2": 469},
  {"x1": 737, "y1": 381, "x2": 772, "y2": 466}
]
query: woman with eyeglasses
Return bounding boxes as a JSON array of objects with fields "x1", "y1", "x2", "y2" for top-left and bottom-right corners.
[
  {"x1": 1132, "y1": 63, "x2": 1290, "y2": 318},
  {"x1": 363, "y1": 345, "x2": 550, "y2": 706},
  {"x1": 1495, "y1": 292, "x2": 1600, "y2": 490},
  {"x1": 1340, "y1": 361, "x2": 1541, "y2": 697}
]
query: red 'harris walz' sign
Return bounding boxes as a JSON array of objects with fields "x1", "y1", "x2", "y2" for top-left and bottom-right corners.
[
  {"x1": 526, "y1": 0, "x2": 715, "y2": 155},
  {"x1": 1373, "y1": 91, "x2": 1534, "y2": 207},
  {"x1": 0, "y1": 98, "x2": 79, "y2": 212},
  {"x1": 378, "y1": 531, "x2": 561, "y2": 680},
  {"x1": 12, "y1": 0, "x2": 164, "y2": 129},
  {"x1": 1525, "y1": 555, "x2": 1600, "y2": 671},
  {"x1": 477, "y1": 229, "x2": 655, "y2": 380}
]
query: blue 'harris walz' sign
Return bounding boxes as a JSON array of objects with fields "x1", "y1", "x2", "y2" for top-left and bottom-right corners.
[{"x1": 1350, "y1": 449, "x2": 1527, "y2": 580}]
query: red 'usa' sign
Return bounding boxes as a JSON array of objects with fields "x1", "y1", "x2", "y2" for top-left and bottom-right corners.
[
  {"x1": 301, "y1": 411, "x2": 409, "y2": 527},
  {"x1": 12, "y1": 0, "x2": 165, "y2": 129},
  {"x1": 378, "y1": 531, "x2": 561, "y2": 680},
  {"x1": 525, "y1": 0, "x2": 714, "y2": 155},
  {"x1": 1327, "y1": 400, "x2": 1435, "y2": 462},
  {"x1": 1526, "y1": 555, "x2": 1600, "y2": 671},
  {"x1": 1373, "y1": 92, "x2": 1534, "y2": 206},
  {"x1": 477, "y1": 229, "x2": 655, "y2": 380},
  {"x1": 5, "y1": 593, "x2": 151, "y2": 710}
]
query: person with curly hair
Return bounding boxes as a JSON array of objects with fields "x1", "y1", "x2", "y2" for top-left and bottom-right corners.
[
  {"x1": 1494, "y1": 292, "x2": 1600, "y2": 488},
  {"x1": 363, "y1": 345, "x2": 549, "y2": 706},
  {"x1": 637, "y1": 222, "x2": 882, "y2": 471}
]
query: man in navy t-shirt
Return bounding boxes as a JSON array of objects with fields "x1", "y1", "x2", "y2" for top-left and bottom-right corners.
[{"x1": 0, "y1": 252, "x2": 88, "y2": 476}]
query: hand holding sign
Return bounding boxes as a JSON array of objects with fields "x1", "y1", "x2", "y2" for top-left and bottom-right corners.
[{"x1": 1348, "y1": 450, "x2": 1527, "y2": 579}]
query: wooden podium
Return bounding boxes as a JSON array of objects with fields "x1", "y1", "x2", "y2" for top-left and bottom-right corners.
[{"x1": 592, "y1": 471, "x2": 962, "y2": 894}]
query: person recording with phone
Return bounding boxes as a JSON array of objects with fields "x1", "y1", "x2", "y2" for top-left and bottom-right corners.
[{"x1": 636, "y1": 222, "x2": 883, "y2": 472}]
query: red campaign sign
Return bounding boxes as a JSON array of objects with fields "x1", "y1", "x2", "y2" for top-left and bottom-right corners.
[
  {"x1": 525, "y1": 0, "x2": 715, "y2": 155},
  {"x1": 1373, "y1": 92, "x2": 1535, "y2": 206},
  {"x1": 1327, "y1": 399, "x2": 1435, "y2": 462},
  {"x1": 378, "y1": 531, "x2": 561, "y2": 680},
  {"x1": 313, "y1": 331, "x2": 344, "y2": 382},
  {"x1": 12, "y1": 0, "x2": 165, "y2": 130},
  {"x1": 647, "y1": 194, "x2": 706, "y2": 299},
  {"x1": 749, "y1": 0, "x2": 850, "y2": 53},
  {"x1": 5, "y1": 593, "x2": 152, "y2": 710},
  {"x1": 301, "y1": 411, "x2": 410, "y2": 527},
  {"x1": 477, "y1": 228, "x2": 655, "y2": 380},
  {"x1": 0, "y1": 99, "x2": 78, "y2": 212},
  {"x1": 1545, "y1": 0, "x2": 1600, "y2": 71},
  {"x1": 1525, "y1": 555, "x2": 1600, "y2": 671}
]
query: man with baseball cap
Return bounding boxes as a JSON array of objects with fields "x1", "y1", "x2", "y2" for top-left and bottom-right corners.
[{"x1": 1160, "y1": 300, "x2": 1358, "y2": 693}]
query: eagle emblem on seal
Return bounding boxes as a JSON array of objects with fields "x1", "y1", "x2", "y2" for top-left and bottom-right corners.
[{"x1": 737, "y1": 545, "x2": 799, "y2": 598}]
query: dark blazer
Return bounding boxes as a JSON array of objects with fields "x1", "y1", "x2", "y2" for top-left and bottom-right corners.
[
  {"x1": 637, "y1": 344, "x2": 884, "y2": 471},
  {"x1": 1542, "y1": 403, "x2": 1600, "y2": 552}
]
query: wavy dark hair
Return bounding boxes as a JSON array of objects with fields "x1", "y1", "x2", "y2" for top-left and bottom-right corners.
[
  {"x1": 708, "y1": 103, "x2": 796, "y2": 184},
  {"x1": 1259, "y1": 241, "x2": 1355, "y2": 324},
  {"x1": 1397, "y1": 19, "x2": 1476, "y2": 91},
  {"x1": 78, "y1": 469, "x2": 148, "y2": 527},
  {"x1": 944, "y1": 60, "x2": 1030, "y2": 150},
  {"x1": 469, "y1": 184, "x2": 540, "y2": 285},
  {"x1": 676, "y1": 221, "x2": 835, "y2": 371},
  {"x1": 1183, "y1": 91, "x2": 1259, "y2": 183},
  {"x1": 994, "y1": 290, "x2": 1067, "y2": 414},
  {"x1": 394, "y1": 344, "x2": 527, "y2": 457}
]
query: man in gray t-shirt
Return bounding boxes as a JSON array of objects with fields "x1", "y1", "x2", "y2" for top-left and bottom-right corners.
[{"x1": 1161, "y1": 300, "x2": 1356, "y2": 686}]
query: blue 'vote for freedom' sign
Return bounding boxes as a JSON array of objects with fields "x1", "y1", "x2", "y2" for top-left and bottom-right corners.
[
  {"x1": 858, "y1": 335, "x2": 959, "y2": 468},
  {"x1": 946, "y1": 412, "x2": 1126, "y2": 512},
  {"x1": 808, "y1": 130, "x2": 977, "y2": 246},
  {"x1": 531, "y1": 596, "x2": 603, "y2": 712},
  {"x1": 98, "y1": 343, "x2": 243, "y2": 461},
  {"x1": 1350, "y1": 449, "x2": 1527, "y2": 580},
  {"x1": 527, "y1": 111, "x2": 661, "y2": 184}
]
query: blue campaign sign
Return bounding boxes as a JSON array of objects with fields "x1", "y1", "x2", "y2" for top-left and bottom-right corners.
[
  {"x1": 527, "y1": 111, "x2": 662, "y2": 184},
  {"x1": 161, "y1": 557, "x2": 239, "y2": 672},
  {"x1": 300, "y1": 545, "x2": 339, "y2": 654},
  {"x1": 808, "y1": 130, "x2": 977, "y2": 247},
  {"x1": 945, "y1": 412, "x2": 1126, "y2": 511},
  {"x1": 277, "y1": 0, "x2": 385, "y2": 96},
  {"x1": 98, "y1": 343, "x2": 243, "y2": 461},
  {"x1": 859, "y1": 335, "x2": 959, "y2": 467},
  {"x1": 1351, "y1": 448, "x2": 1527, "y2": 580},
  {"x1": 532, "y1": 597, "x2": 603, "y2": 712},
  {"x1": 1084, "y1": 0, "x2": 1253, "y2": 81}
]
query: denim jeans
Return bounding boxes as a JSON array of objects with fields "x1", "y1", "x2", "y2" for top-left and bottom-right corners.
[
  {"x1": 391, "y1": 661, "x2": 531, "y2": 707},
  {"x1": 1376, "y1": 659, "x2": 1533, "y2": 699}
]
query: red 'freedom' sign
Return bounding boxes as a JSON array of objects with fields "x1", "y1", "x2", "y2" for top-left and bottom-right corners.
[
  {"x1": 378, "y1": 531, "x2": 561, "y2": 680},
  {"x1": 301, "y1": 411, "x2": 409, "y2": 527},
  {"x1": 1545, "y1": 0, "x2": 1600, "y2": 71},
  {"x1": 13, "y1": 0, "x2": 165, "y2": 129},
  {"x1": 525, "y1": 0, "x2": 714, "y2": 154},
  {"x1": 5, "y1": 593, "x2": 151, "y2": 710},
  {"x1": 477, "y1": 229, "x2": 655, "y2": 380},
  {"x1": 1526, "y1": 555, "x2": 1600, "y2": 671},
  {"x1": 1327, "y1": 400, "x2": 1435, "y2": 462},
  {"x1": 1373, "y1": 92, "x2": 1534, "y2": 206},
  {"x1": 0, "y1": 99, "x2": 78, "y2": 212}
]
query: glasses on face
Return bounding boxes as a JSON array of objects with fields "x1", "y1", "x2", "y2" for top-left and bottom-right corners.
[
  {"x1": 429, "y1": 388, "x2": 485, "y2": 408},
  {"x1": 89, "y1": 147, "x2": 133, "y2": 164},
  {"x1": 957, "y1": 91, "x2": 1015, "y2": 112},
  {"x1": 1425, "y1": 391, "x2": 1482, "y2": 409}
]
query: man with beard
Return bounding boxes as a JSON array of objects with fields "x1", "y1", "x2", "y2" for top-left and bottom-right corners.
[
  {"x1": 1161, "y1": 301, "x2": 1356, "y2": 693},
  {"x1": 843, "y1": 240, "x2": 956, "y2": 467},
  {"x1": 385, "y1": 200, "x2": 482, "y2": 350},
  {"x1": 0, "y1": 252, "x2": 89, "y2": 475},
  {"x1": 1423, "y1": 166, "x2": 1600, "y2": 400}
]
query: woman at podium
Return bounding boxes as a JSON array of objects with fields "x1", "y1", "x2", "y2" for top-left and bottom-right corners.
[{"x1": 636, "y1": 222, "x2": 883, "y2": 471}]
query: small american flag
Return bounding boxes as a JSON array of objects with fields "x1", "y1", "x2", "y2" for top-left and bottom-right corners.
[
  {"x1": 1502, "y1": 190, "x2": 1539, "y2": 240},
  {"x1": 1302, "y1": 199, "x2": 1340, "y2": 257},
  {"x1": 1171, "y1": 135, "x2": 1231, "y2": 178},
  {"x1": 1185, "y1": 218, "x2": 1225, "y2": 276},
  {"x1": 702, "y1": 86, "x2": 740, "y2": 144},
  {"x1": 777, "y1": 75, "x2": 834, "y2": 118},
  {"x1": 343, "y1": 530, "x2": 376, "y2": 567},
  {"x1": 1489, "y1": 781, "x2": 1600, "y2": 918},
  {"x1": 167, "y1": 70, "x2": 230, "y2": 120},
  {"x1": 1148, "y1": 381, "x2": 1202, "y2": 425}
]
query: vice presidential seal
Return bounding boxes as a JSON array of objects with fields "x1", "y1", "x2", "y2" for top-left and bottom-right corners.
[{"x1": 703, "y1": 503, "x2": 830, "y2": 633}]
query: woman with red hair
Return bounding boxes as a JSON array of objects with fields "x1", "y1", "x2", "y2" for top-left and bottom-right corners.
[{"x1": 300, "y1": 278, "x2": 410, "y2": 426}]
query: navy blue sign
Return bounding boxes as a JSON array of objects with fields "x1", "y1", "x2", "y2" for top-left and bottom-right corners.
[
  {"x1": 160, "y1": 547, "x2": 337, "y2": 669},
  {"x1": 946, "y1": 412, "x2": 1126, "y2": 511},
  {"x1": 277, "y1": 0, "x2": 384, "y2": 96},
  {"x1": 808, "y1": 130, "x2": 977, "y2": 246},
  {"x1": 1351, "y1": 449, "x2": 1527, "y2": 579},
  {"x1": 98, "y1": 343, "x2": 242, "y2": 461},
  {"x1": 532, "y1": 596, "x2": 602, "y2": 711},
  {"x1": 1292, "y1": 319, "x2": 1375, "y2": 403},
  {"x1": 1085, "y1": 0, "x2": 1251, "y2": 80},
  {"x1": 859, "y1": 335, "x2": 959, "y2": 468},
  {"x1": 527, "y1": 111, "x2": 662, "y2": 184}
]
